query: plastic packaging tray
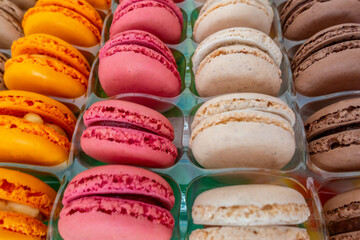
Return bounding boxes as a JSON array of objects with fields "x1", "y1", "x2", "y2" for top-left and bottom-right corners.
[{"x1": 1, "y1": 0, "x2": 359, "y2": 239}]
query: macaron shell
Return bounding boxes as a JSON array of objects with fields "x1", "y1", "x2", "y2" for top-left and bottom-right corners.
[
  {"x1": 190, "y1": 110, "x2": 295, "y2": 169},
  {"x1": 36, "y1": 0, "x2": 103, "y2": 31},
  {"x1": 11, "y1": 33, "x2": 90, "y2": 78},
  {"x1": 0, "y1": 115, "x2": 70, "y2": 166},
  {"x1": 294, "y1": 41, "x2": 360, "y2": 96},
  {"x1": 4, "y1": 54, "x2": 88, "y2": 98},
  {"x1": 308, "y1": 130, "x2": 360, "y2": 172},
  {"x1": 110, "y1": 1, "x2": 182, "y2": 44},
  {"x1": 281, "y1": 0, "x2": 360, "y2": 41},
  {"x1": 193, "y1": 0, "x2": 272, "y2": 43},
  {"x1": 0, "y1": 211, "x2": 47, "y2": 240},
  {"x1": 0, "y1": 90, "x2": 76, "y2": 137},
  {"x1": 59, "y1": 196, "x2": 174, "y2": 240},
  {"x1": 189, "y1": 226, "x2": 310, "y2": 240},
  {"x1": 0, "y1": 229, "x2": 43, "y2": 240},
  {"x1": 0, "y1": 9, "x2": 23, "y2": 49},
  {"x1": 0, "y1": 168, "x2": 56, "y2": 218},
  {"x1": 83, "y1": 100, "x2": 175, "y2": 140},
  {"x1": 192, "y1": 27, "x2": 282, "y2": 73},
  {"x1": 23, "y1": 6, "x2": 100, "y2": 47},
  {"x1": 330, "y1": 231, "x2": 360, "y2": 240},
  {"x1": 99, "y1": 45, "x2": 181, "y2": 97},
  {"x1": 81, "y1": 126, "x2": 177, "y2": 168},
  {"x1": 100, "y1": 30, "x2": 176, "y2": 66},
  {"x1": 192, "y1": 185, "x2": 310, "y2": 226},
  {"x1": 62, "y1": 165, "x2": 175, "y2": 209},
  {"x1": 85, "y1": 0, "x2": 111, "y2": 9},
  {"x1": 191, "y1": 93, "x2": 295, "y2": 130},
  {"x1": 195, "y1": 44, "x2": 281, "y2": 97}
]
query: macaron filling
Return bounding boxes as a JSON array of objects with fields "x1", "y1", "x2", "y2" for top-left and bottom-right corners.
[
  {"x1": 87, "y1": 121, "x2": 160, "y2": 135},
  {"x1": 328, "y1": 215, "x2": 360, "y2": 236},
  {"x1": 0, "y1": 199, "x2": 44, "y2": 220}
]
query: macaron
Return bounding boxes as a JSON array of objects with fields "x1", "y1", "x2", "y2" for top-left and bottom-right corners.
[
  {"x1": 190, "y1": 226, "x2": 310, "y2": 240},
  {"x1": 11, "y1": 0, "x2": 36, "y2": 10},
  {"x1": 81, "y1": 99, "x2": 178, "y2": 168},
  {"x1": 193, "y1": 0, "x2": 273, "y2": 43},
  {"x1": 0, "y1": 0, "x2": 23, "y2": 49},
  {"x1": 324, "y1": 188, "x2": 360, "y2": 239},
  {"x1": 190, "y1": 185, "x2": 310, "y2": 239},
  {"x1": 5, "y1": 33, "x2": 90, "y2": 98},
  {"x1": 292, "y1": 23, "x2": 360, "y2": 96},
  {"x1": 189, "y1": 93, "x2": 295, "y2": 169},
  {"x1": 22, "y1": 0, "x2": 103, "y2": 47},
  {"x1": 305, "y1": 97, "x2": 360, "y2": 172},
  {"x1": 99, "y1": 30, "x2": 181, "y2": 97},
  {"x1": 110, "y1": 0, "x2": 183, "y2": 44},
  {"x1": 281, "y1": 0, "x2": 360, "y2": 41},
  {"x1": 85, "y1": 0, "x2": 111, "y2": 9},
  {"x1": 0, "y1": 168, "x2": 57, "y2": 239},
  {"x1": 192, "y1": 28, "x2": 282, "y2": 97},
  {"x1": 0, "y1": 90, "x2": 76, "y2": 166},
  {"x1": 59, "y1": 165, "x2": 176, "y2": 240}
]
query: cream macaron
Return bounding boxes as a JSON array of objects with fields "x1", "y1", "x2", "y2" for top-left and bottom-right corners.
[
  {"x1": 190, "y1": 184, "x2": 310, "y2": 240},
  {"x1": 189, "y1": 93, "x2": 296, "y2": 169},
  {"x1": 193, "y1": 0, "x2": 274, "y2": 43},
  {"x1": 192, "y1": 28, "x2": 282, "y2": 97}
]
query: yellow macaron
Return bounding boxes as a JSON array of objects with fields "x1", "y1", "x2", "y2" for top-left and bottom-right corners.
[
  {"x1": 0, "y1": 90, "x2": 76, "y2": 166},
  {"x1": 22, "y1": 0, "x2": 103, "y2": 47},
  {"x1": 0, "y1": 168, "x2": 57, "y2": 239},
  {"x1": 5, "y1": 34, "x2": 89, "y2": 98}
]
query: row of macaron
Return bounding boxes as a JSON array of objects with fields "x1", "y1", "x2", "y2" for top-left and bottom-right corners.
[
  {"x1": 0, "y1": 88, "x2": 358, "y2": 176},
  {"x1": 5, "y1": 164, "x2": 360, "y2": 240}
]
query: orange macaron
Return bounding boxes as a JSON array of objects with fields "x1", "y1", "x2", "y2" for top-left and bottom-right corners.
[
  {"x1": 0, "y1": 168, "x2": 57, "y2": 240},
  {"x1": 4, "y1": 33, "x2": 90, "y2": 98},
  {"x1": 22, "y1": 0, "x2": 103, "y2": 47},
  {"x1": 0, "y1": 90, "x2": 77, "y2": 166}
]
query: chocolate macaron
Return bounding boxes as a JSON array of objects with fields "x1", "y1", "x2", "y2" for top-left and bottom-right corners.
[
  {"x1": 292, "y1": 24, "x2": 360, "y2": 96},
  {"x1": 281, "y1": 0, "x2": 360, "y2": 41},
  {"x1": 305, "y1": 97, "x2": 360, "y2": 172},
  {"x1": 0, "y1": 0, "x2": 23, "y2": 49},
  {"x1": 324, "y1": 188, "x2": 360, "y2": 239}
]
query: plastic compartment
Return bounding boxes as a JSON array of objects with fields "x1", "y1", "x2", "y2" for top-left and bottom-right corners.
[
  {"x1": 318, "y1": 177, "x2": 360, "y2": 238},
  {"x1": 299, "y1": 92, "x2": 360, "y2": 179},
  {"x1": 48, "y1": 170, "x2": 182, "y2": 240},
  {"x1": 185, "y1": 171, "x2": 326, "y2": 240},
  {"x1": 71, "y1": 94, "x2": 185, "y2": 169},
  {"x1": 186, "y1": 92, "x2": 307, "y2": 172},
  {"x1": 0, "y1": 98, "x2": 83, "y2": 176}
]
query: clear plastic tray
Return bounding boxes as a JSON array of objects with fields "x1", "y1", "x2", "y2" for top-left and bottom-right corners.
[{"x1": 2, "y1": 0, "x2": 359, "y2": 239}]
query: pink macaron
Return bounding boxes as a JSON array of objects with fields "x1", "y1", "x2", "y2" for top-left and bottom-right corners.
[
  {"x1": 110, "y1": 0, "x2": 183, "y2": 44},
  {"x1": 58, "y1": 165, "x2": 176, "y2": 240},
  {"x1": 80, "y1": 99, "x2": 178, "y2": 168},
  {"x1": 99, "y1": 30, "x2": 181, "y2": 97}
]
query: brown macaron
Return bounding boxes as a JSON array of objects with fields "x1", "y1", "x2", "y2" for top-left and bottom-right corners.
[
  {"x1": 305, "y1": 97, "x2": 360, "y2": 172},
  {"x1": 281, "y1": 0, "x2": 360, "y2": 41},
  {"x1": 324, "y1": 188, "x2": 360, "y2": 239},
  {"x1": 292, "y1": 23, "x2": 360, "y2": 97}
]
